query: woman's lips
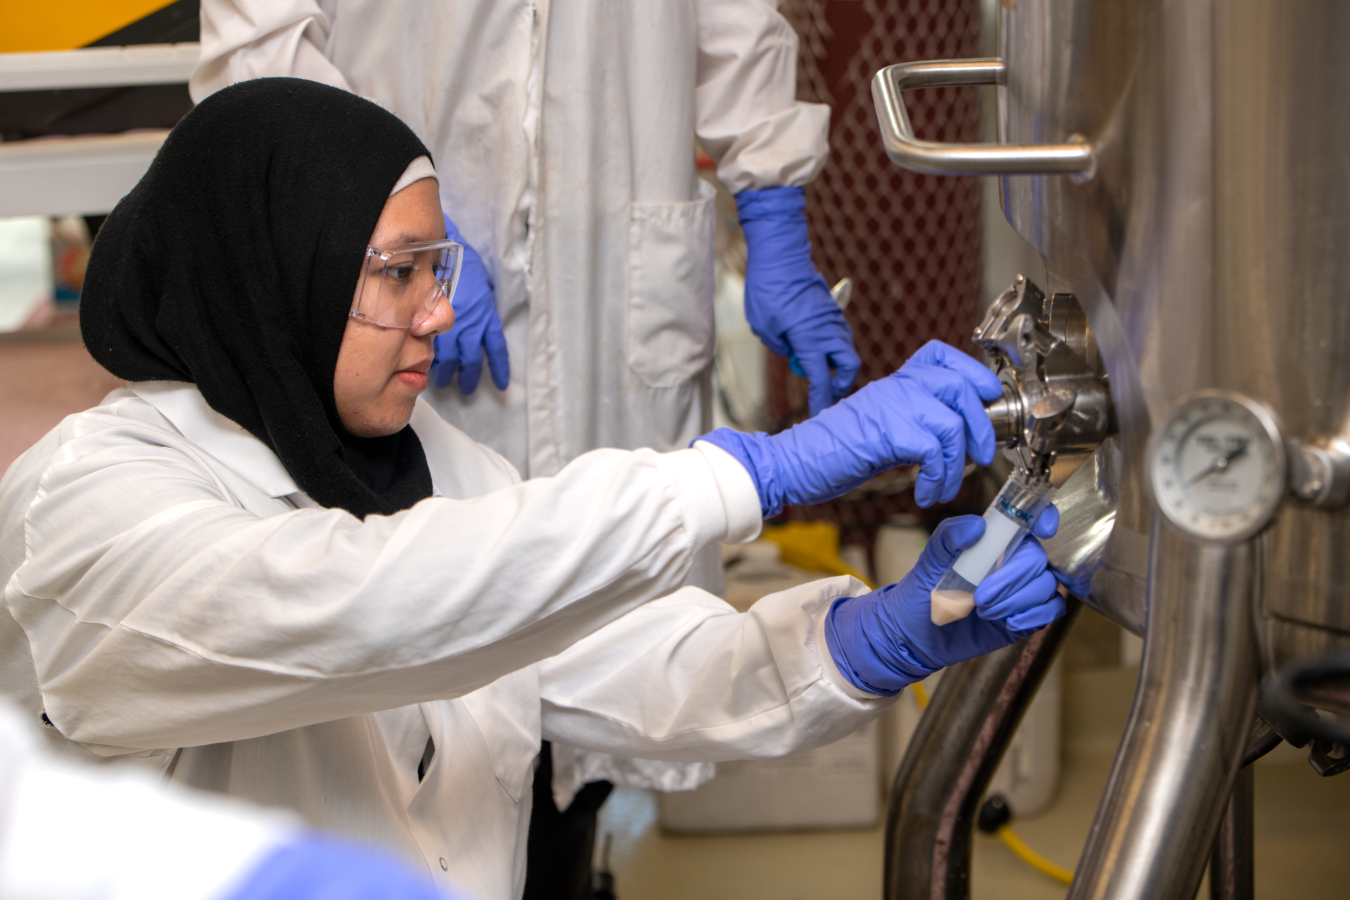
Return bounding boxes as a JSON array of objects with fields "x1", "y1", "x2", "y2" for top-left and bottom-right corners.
[{"x1": 396, "y1": 370, "x2": 428, "y2": 390}]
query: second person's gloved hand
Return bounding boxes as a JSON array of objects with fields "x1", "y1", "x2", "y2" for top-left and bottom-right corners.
[
  {"x1": 825, "y1": 509, "x2": 1064, "y2": 696},
  {"x1": 737, "y1": 185, "x2": 862, "y2": 417},
  {"x1": 697, "y1": 340, "x2": 1002, "y2": 515},
  {"x1": 431, "y1": 214, "x2": 510, "y2": 394}
]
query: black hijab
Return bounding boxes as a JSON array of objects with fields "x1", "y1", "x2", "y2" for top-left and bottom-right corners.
[{"x1": 80, "y1": 77, "x2": 435, "y2": 518}]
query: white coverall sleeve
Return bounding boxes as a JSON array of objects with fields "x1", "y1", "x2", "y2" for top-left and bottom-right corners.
[
  {"x1": 190, "y1": 0, "x2": 351, "y2": 102},
  {"x1": 694, "y1": 0, "x2": 831, "y2": 193},
  {"x1": 5, "y1": 418, "x2": 759, "y2": 755},
  {"x1": 539, "y1": 576, "x2": 890, "y2": 763}
]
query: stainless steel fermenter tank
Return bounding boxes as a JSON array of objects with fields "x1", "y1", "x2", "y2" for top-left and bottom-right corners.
[{"x1": 869, "y1": 1, "x2": 1350, "y2": 897}]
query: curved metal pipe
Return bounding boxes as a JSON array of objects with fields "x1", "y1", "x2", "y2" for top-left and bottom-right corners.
[
  {"x1": 1067, "y1": 521, "x2": 1259, "y2": 900},
  {"x1": 884, "y1": 599, "x2": 1080, "y2": 900}
]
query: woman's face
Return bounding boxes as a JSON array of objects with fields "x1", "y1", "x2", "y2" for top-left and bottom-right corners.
[{"x1": 334, "y1": 178, "x2": 454, "y2": 437}]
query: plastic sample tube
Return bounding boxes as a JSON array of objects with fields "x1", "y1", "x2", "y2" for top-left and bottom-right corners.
[{"x1": 930, "y1": 470, "x2": 1056, "y2": 625}]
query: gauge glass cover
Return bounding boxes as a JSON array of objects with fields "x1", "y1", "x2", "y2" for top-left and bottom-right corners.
[{"x1": 1150, "y1": 393, "x2": 1286, "y2": 542}]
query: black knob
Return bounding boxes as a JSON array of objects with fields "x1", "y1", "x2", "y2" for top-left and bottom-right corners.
[{"x1": 977, "y1": 794, "x2": 1013, "y2": 834}]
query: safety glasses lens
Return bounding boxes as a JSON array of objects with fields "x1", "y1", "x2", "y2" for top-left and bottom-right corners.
[{"x1": 352, "y1": 242, "x2": 461, "y2": 329}]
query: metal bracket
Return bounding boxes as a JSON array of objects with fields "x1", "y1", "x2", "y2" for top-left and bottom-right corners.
[
  {"x1": 1288, "y1": 438, "x2": 1350, "y2": 509},
  {"x1": 1308, "y1": 738, "x2": 1350, "y2": 777}
]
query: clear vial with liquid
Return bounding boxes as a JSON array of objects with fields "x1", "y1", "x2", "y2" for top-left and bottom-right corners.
[{"x1": 930, "y1": 469, "x2": 1056, "y2": 625}]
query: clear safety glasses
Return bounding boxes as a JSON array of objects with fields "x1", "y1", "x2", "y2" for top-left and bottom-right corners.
[{"x1": 349, "y1": 239, "x2": 463, "y2": 330}]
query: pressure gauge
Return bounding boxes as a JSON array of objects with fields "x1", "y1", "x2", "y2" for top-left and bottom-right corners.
[{"x1": 1148, "y1": 391, "x2": 1287, "y2": 543}]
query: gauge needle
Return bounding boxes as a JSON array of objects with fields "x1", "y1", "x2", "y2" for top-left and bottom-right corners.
[{"x1": 1186, "y1": 440, "x2": 1249, "y2": 487}]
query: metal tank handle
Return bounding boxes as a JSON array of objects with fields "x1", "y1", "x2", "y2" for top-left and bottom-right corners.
[{"x1": 870, "y1": 58, "x2": 1096, "y2": 177}]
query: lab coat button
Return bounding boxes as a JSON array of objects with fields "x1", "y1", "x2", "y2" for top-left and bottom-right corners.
[{"x1": 439, "y1": 858, "x2": 448, "y2": 871}]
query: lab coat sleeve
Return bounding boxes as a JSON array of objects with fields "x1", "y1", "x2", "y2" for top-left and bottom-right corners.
[
  {"x1": 694, "y1": 0, "x2": 831, "y2": 193},
  {"x1": 191, "y1": 0, "x2": 352, "y2": 102},
  {"x1": 4, "y1": 411, "x2": 760, "y2": 755},
  {"x1": 538, "y1": 576, "x2": 890, "y2": 762}
]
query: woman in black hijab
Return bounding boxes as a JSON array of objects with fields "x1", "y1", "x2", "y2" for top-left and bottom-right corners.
[
  {"x1": 0, "y1": 78, "x2": 1059, "y2": 900},
  {"x1": 0, "y1": 78, "x2": 782, "y2": 900},
  {"x1": 80, "y1": 76, "x2": 439, "y2": 517}
]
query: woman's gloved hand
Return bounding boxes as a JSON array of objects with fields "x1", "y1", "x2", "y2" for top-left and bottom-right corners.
[
  {"x1": 736, "y1": 185, "x2": 862, "y2": 417},
  {"x1": 697, "y1": 340, "x2": 1002, "y2": 514},
  {"x1": 825, "y1": 510, "x2": 1064, "y2": 696},
  {"x1": 431, "y1": 214, "x2": 510, "y2": 394}
]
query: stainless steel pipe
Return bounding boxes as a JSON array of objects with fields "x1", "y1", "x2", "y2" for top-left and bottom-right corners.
[
  {"x1": 1067, "y1": 522, "x2": 1258, "y2": 899},
  {"x1": 984, "y1": 383, "x2": 1023, "y2": 447}
]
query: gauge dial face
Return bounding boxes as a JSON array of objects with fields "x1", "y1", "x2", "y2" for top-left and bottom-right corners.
[{"x1": 1149, "y1": 393, "x2": 1286, "y2": 543}]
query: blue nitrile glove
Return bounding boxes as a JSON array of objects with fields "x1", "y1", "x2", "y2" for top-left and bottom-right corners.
[
  {"x1": 431, "y1": 214, "x2": 510, "y2": 394},
  {"x1": 224, "y1": 835, "x2": 450, "y2": 900},
  {"x1": 737, "y1": 186, "x2": 862, "y2": 416},
  {"x1": 697, "y1": 339, "x2": 1001, "y2": 513},
  {"x1": 825, "y1": 509, "x2": 1064, "y2": 695}
]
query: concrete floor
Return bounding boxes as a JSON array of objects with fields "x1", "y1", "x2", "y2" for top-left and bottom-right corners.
[{"x1": 598, "y1": 665, "x2": 1350, "y2": 900}]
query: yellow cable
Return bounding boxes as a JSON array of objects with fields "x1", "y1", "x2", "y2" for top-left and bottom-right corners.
[
  {"x1": 997, "y1": 825, "x2": 1074, "y2": 884},
  {"x1": 908, "y1": 676, "x2": 1072, "y2": 886},
  {"x1": 911, "y1": 681, "x2": 929, "y2": 709}
]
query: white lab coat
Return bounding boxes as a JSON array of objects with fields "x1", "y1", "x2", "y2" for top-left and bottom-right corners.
[
  {"x1": 190, "y1": 0, "x2": 830, "y2": 478},
  {"x1": 0, "y1": 384, "x2": 887, "y2": 900}
]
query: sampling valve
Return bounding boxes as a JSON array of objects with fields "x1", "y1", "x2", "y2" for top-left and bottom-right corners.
[{"x1": 974, "y1": 275, "x2": 1116, "y2": 476}]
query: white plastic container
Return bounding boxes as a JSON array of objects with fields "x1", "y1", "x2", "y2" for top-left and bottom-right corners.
[
  {"x1": 873, "y1": 516, "x2": 928, "y2": 588},
  {"x1": 0, "y1": 216, "x2": 53, "y2": 332},
  {"x1": 657, "y1": 720, "x2": 881, "y2": 832}
]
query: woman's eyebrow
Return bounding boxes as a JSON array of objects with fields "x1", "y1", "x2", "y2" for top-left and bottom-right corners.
[{"x1": 388, "y1": 230, "x2": 442, "y2": 245}]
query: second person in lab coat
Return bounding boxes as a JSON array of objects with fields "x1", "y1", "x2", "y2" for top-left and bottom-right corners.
[{"x1": 190, "y1": 0, "x2": 860, "y2": 561}]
